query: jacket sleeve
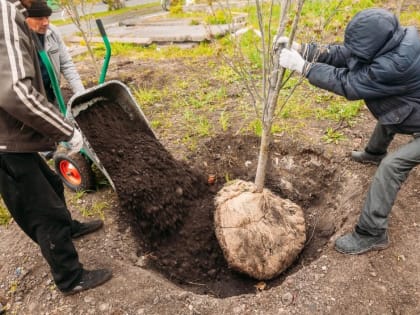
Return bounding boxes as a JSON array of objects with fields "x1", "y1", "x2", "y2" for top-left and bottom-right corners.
[
  {"x1": 0, "y1": 1, "x2": 73, "y2": 141},
  {"x1": 305, "y1": 61, "x2": 409, "y2": 100},
  {"x1": 302, "y1": 43, "x2": 351, "y2": 68},
  {"x1": 51, "y1": 25, "x2": 85, "y2": 94}
]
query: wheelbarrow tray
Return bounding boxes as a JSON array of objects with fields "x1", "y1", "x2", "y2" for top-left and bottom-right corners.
[{"x1": 66, "y1": 80, "x2": 155, "y2": 190}]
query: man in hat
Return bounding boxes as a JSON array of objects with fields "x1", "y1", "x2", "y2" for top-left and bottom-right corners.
[
  {"x1": 26, "y1": 0, "x2": 85, "y2": 159},
  {"x1": 277, "y1": 8, "x2": 420, "y2": 255},
  {"x1": 26, "y1": 0, "x2": 84, "y2": 104},
  {"x1": 0, "y1": 0, "x2": 112, "y2": 295}
]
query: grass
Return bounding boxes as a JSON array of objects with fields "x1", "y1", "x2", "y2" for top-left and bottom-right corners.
[
  {"x1": 219, "y1": 111, "x2": 230, "y2": 132},
  {"x1": 68, "y1": 191, "x2": 107, "y2": 219},
  {"x1": 316, "y1": 100, "x2": 364, "y2": 125},
  {"x1": 168, "y1": 8, "x2": 234, "y2": 25},
  {"x1": 0, "y1": 198, "x2": 11, "y2": 225},
  {"x1": 91, "y1": 42, "x2": 216, "y2": 60},
  {"x1": 68, "y1": 0, "x2": 409, "y2": 148},
  {"x1": 322, "y1": 127, "x2": 346, "y2": 144},
  {"x1": 79, "y1": 201, "x2": 108, "y2": 220},
  {"x1": 66, "y1": 0, "x2": 396, "y2": 161},
  {"x1": 400, "y1": 10, "x2": 420, "y2": 28},
  {"x1": 214, "y1": 65, "x2": 242, "y2": 84},
  {"x1": 133, "y1": 87, "x2": 164, "y2": 106}
]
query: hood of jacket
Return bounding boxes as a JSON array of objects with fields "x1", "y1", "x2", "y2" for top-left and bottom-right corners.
[{"x1": 344, "y1": 8, "x2": 405, "y2": 63}]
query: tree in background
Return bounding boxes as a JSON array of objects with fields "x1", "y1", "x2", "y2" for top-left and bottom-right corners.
[{"x1": 57, "y1": 0, "x2": 123, "y2": 78}]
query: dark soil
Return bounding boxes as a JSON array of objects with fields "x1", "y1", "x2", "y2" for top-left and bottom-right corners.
[
  {"x1": 75, "y1": 96, "x2": 339, "y2": 298},
  {"x1": 75, "y1": 98, "x2": 208, "y2": 233},
  {"x1": 2, "y1": 3, "x2": 420, "y2": 313}
]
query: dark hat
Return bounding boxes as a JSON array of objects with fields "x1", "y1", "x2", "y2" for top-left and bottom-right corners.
[{"x1": 27, "y1": 0, "x2": 53, "y2": 18}]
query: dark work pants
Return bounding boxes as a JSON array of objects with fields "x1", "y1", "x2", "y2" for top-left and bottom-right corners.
[
  {"x1": 0, "y1": 153, "x2": 83, "y2": 291},
  {"x1": 357, "y1": 122, "x2": 420, "y2": 235},
  {"x1": 364, "y1": 122, "x2": 396, "y2": 155}
]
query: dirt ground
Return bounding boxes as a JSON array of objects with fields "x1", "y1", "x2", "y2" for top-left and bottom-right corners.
[{"x1": 1, "y1": 3, "x2": 420, "y2": 314}]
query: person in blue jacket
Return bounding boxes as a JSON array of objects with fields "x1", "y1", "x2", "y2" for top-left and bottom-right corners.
[{"x1": 278, "y1": 8, "x2": 420, "y2": 254}]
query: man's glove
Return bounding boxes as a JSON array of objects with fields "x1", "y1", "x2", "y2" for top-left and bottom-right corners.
[
  {"x1": 279, "y1": 48, "x2": 306, "y2": 74},
  {"x1": 273, "y1": 35, "x2": 301, "y2": 51},
  {"x1": 67, "y1": 128, "x2": 84, "y2": 155}
]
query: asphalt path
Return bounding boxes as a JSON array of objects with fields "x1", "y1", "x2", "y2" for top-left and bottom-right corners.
[
  {"x1": 51, "y1": 0, "x2": 161, "y2": 37},
  {"x1": 52, "y1": 1, "x2": 247, "y2": 47}
]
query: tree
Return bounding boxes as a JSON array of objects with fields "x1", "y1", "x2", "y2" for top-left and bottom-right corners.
[
  {"x1": 214, "y1": 0, "x2": 307, "y2": 280},
  {"x1": 58, "y1": 0, "x2": 112, "y2": 78},
  {"x1": 254, "y1": 0, "x2": 305, "y2": 191}
]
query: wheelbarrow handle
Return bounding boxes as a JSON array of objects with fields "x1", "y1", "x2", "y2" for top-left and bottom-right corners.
[
  {"x1": 96, "y1": 18, "x2": 107, "y2": 37},
  {"x1": 32, "y1": 33, "x2": 67, "y2": 115},
  {"x1": 96, "y1": 19, "x2": 111, "y2": 84}
]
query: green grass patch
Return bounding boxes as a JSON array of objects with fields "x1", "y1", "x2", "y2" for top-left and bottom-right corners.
[
  {"x1": 204, "y1": 9, "x2": 233, "y2": 25},
  {"x1": 0, "y1": 199, "x2": 11, "y2": 225},
  {"x1": 91, "y1": 42, "x2": 215, "y2": 60},
  {"x1": 133, "y1": 87, "x2": 165, "y2": 106},
  {"x1": 79, "y1": 201, "x2": 108, "y2": 220},
  {"x1": 68, "y1": 191, "x2": 107, "y2": 220},
  {"x1": 322, "y1": 127, "x2": 346, "y2": 144},
  {"x1": 316, "y1": 100, "x2": 363, "y2": 125},
  {"x1": 214, "y1": 65, "x2": 242, "y2": 84},
  {"x1": 219, "y1": 111, "x2": 230, "y2": 131},
  {"x1": 400, "y1": 10, "x2": 420, "y2": 27},
  {"x1": 70, "y1": 0, "x2": 391, "y2": 150},
  {"x1": 168, "y1": 8, "x2": 233, "y2": 25}
]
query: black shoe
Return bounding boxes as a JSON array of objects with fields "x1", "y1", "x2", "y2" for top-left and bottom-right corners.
[
  {"x1": 61, "y1": 269, "x2": 112, "y2": 296},
  {"x1": 335, "y1": 230, "x2": 389, "y2": 255},
  {"x1": 351, "y1": 150, "x2": 386, "y2": 165},
  {"x1": 72, "y1": 220, "x2": 104, "y2": 239}
]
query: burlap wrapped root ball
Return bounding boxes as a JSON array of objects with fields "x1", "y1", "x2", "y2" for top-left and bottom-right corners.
[{"x1": 214, "y1": 179, "x2": 306, "y2": 280}]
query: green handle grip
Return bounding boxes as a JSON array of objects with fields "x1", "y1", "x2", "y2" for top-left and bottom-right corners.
[
  {"x1": 96, "y1": 19, "x2": 111, "y2": 84},
  {"x1": 32, "y1": 33, "x2": 67, "y2": 115},
  {"x1": 38, "y1": 50, "x2": 67, "y2": 115}
]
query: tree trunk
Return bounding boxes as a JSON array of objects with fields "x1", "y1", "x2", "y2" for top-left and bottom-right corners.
[{"x1": 254, "y1": 0, "x2": 305, "y2": 192}]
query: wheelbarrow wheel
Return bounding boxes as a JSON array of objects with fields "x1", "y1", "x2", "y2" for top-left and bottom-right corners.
[{"x1": 54, "y1": 152, "x2": 95, "y2": 192}]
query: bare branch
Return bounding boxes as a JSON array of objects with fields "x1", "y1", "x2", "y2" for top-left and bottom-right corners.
[{"x1": 59, "y1": 0, "x2": 100, "y2": 77}]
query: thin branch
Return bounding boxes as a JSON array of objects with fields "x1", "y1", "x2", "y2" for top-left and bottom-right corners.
[
  {"x1": 222, "y1": 58, "x2": 260, "y2": 116},
  {"x1": 267, "y1": 0, "x2": 305, "y2": 124},
  {"x1": 396, "y1": 0, "x2": 404, "y2": 18},
  {"x1": 322, "y1": 0, "x2": 344, "y2": 29},
  {"x1": 255, "y1": 0, "x2": 268, "y2": 104}
]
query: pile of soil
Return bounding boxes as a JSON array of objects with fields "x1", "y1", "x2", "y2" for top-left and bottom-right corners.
[
  {"x1": 76, "y1": 99, "x2": 208, "y2": 236},
  {"x1": 76, "y1": 97, "x2": 339, "y2": 297},
  {"x1": 76, "y1": 98, "x2": 241, "y2": 296}
]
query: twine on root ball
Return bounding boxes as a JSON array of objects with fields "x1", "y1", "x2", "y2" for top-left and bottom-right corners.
[{"x1": 214, "y1": 179, "x2": 306, "y2": 280}]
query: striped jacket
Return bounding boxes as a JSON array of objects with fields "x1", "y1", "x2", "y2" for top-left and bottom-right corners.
[{"x1": 0, "y1": 0, "x2": 73, "y2": 152}]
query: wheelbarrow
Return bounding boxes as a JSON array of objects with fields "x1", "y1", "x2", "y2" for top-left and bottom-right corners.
[
  {"x1": 65, "y1": 80, "x2": 156, "y2": 191},
  {"x1": 38, "y1": 19, "x2": 154, "y2": 191},
  {"x1": 51, "y1": 19, "x2": 111, "y2": 191}
]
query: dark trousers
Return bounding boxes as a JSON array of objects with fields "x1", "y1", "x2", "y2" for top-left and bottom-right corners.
[
  {"x1": 358, "y1": 123, "x2": 420, "y2": 235},
  {"x1": 0, "y1": 153, "x2": 83, "y2": 291},
  {"x1": 364, "y1": 122, "x2": 396, "y2": 155}
]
